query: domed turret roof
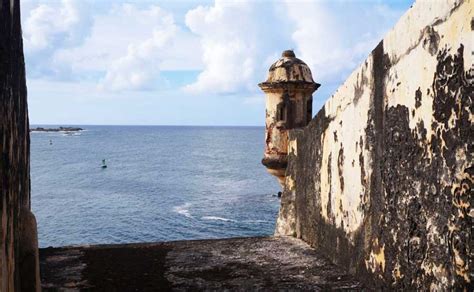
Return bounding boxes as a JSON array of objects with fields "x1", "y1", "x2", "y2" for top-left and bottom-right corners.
[{"x1": 260, "y1": 50, "x2": 316, "y2": 85}]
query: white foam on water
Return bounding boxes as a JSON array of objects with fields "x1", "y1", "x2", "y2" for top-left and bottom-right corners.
[
  {"x1": 173, "y1": 203, "x2": 192, "y2": 218},
  {"x1": 201, "y1": 216, "x2": 235, "y2": 222},
  {"x1": 60, "y1": 132, "x2": 82, "y2": 136},
  {"x1": 243, "y1": 219, "x2": 267, "y2": 223}
]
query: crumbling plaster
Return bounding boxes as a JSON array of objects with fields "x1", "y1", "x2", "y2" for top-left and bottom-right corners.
[{"x1": 275, "y1": 0, "x2": 472, "y2": 289}]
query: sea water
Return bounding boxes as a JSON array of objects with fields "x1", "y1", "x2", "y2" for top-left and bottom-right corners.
[{"x1": 30, "y1": 126, "x2": 281, "y2": 247}]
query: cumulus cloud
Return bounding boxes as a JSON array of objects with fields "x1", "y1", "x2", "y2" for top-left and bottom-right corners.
[
  {"x1": 23, "y1": 0, "x2": 91, "y2": 51},
  {"x1": 98, "y1": 5, "x2": 177, "y2": 91},
  {"x1": 23, "y1": 1, "x2": 201, "y2": 91},
  {"x1": 22, "y1": 0, "x2": 92, "y2": 80},
  {"x1": 21, "y1": 0, "x2": 407, "y2": 95},
  {"x1": 92, "y1": 4, "x2": 203, "y2": 91},
  {"x1": 183, "y1": 0, "x2": 406, "y2": 95},
  {"x1": 183, "y1": 0, "x2": 291, "y2": 95},
  {"x1": 285, "y1": 0, "x2": 406, "y2": 83}
]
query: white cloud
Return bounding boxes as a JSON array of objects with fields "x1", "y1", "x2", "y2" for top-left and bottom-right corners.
[
  {"x1": 183, "y1": 0, "x2": 291, "y2": 95},
  {"x1": 92, "y1": 4, "x2": 203, "y2": 91},
  {"x1": 23, "y1": 1, "x2": 202, "y2": 91},
  {"x1": 22, "y1": 0, "x2": 408, "y2": 95},
  {"x1": 23, "y1": 0, "x2": 93, "y2": 79},
  {"x1": 285, "y1": 0, "x2": 406, "y2": 83},
  {"x1": 184, "y1": 0, "x2": 406, "y2": 95},
  {"x1": 97, "y1": 5, "x2": 177, "y2": 91},
  {"x1": 22, "y1": 0, "x2": 412, "y2": 125},
  {"x1": 23, "y1": 0, "x2": 91, "y2": 52}
]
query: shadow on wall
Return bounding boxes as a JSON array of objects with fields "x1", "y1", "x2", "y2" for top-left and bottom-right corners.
[{"x1": 0, "y1": 0, "x2": 40, "y2": 291}]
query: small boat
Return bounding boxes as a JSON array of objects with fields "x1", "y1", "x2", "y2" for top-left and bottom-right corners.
[{"x1": 101, "y1": 159, "x2": 107, "y2": 169}]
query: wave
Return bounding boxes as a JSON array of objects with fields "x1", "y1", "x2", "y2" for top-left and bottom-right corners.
[
  {"x1": 61, "y1": 132, "x2": 82, "y2": 136},
  {"x1": 173, "y1": 203, "x2": 192, "y2": 218},
  {"x1": 201, "y1": 216, "x2": 235, "y2": 222},
  {"x1": 243, "y1": 219, "x2": 267, "y2": 223}
]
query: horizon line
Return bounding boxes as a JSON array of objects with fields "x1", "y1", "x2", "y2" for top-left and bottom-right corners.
[{"x1": 29, "y1": 123, "x2": 265, "y2": 127}]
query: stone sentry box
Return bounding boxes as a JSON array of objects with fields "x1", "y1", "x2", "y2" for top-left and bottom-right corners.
[{"x1": 259, "y1": 50, "x2": 319, "y2": 188}]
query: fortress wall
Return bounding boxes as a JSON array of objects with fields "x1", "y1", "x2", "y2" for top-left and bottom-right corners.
[
  {"x1": 0, "y1": 0, "x2": 40, "y2": 290},
  {"x1": 276, "y1": 0, "x2": 473, "y2": 289}
]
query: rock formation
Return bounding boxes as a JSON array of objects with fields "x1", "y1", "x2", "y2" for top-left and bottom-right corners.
[
  {"x1": 30, "y1": 126, "x2": 83, "y2": 132},
  {"x1": 0, "y1": 0, "x2": 40, "y2": 290}
]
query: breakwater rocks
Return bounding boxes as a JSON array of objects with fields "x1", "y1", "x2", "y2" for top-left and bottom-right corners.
[{"x1": 30, "y1": 126, "x2": 83, "y2": 132}]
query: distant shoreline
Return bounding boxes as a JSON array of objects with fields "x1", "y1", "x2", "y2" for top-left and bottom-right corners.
[
  {"x1": 30, "y1": 126, "x2": 83, "y2": 132},
  {"x1": 29, "y1": 124, "x2": 264, "y2": 128}
]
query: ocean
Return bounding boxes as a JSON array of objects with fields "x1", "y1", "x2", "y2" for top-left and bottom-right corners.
[{"x1": 30, "y1": 126, "x2": 281, "y2": 248}]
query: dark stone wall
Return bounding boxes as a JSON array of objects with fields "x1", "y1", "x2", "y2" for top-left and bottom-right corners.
[
  {"x1": 278, "y1": 1, "x2": 472, "y2": 289},
  {"x1": 0, "y1": 0, "x2": 40, "y2": 290}
]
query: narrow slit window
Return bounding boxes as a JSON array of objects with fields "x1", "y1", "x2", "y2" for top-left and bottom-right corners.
[
  {"x1": 277, "y1": 103, "x2": 286, "y2": 121},
  {"x1": 306, "y1": 98, "x2": 312, "y2": 123}
]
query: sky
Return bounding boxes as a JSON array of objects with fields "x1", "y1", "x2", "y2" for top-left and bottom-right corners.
[{"x1": 22, "y1": 0, "x2": 414, "y2": 126}]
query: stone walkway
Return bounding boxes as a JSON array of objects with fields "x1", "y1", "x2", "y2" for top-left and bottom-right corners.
[{"x1": 40, "y1": 236, "x2": 362, "y2": 291}]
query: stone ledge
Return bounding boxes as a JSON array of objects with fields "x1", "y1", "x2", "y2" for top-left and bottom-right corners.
[{"x1": 40, "y1": 236, "x2": 362, "y2": 291}]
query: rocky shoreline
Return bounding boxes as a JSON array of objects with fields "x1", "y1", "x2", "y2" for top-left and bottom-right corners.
[{"x1": 30, "y1": 126, "x2": 83, "y2": 132}]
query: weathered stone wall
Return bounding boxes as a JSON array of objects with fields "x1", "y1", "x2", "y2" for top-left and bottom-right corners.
[
  {"x1": 276, "y1": 0, "x2": 473, "y2": 289},
  {"x1": 0, "y1": 0, "x2": 40, "y2": 290}
]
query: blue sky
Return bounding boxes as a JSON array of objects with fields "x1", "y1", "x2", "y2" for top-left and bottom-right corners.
[{"x1": 22, "y1": 0, "x2": 414, "y2": 126}]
